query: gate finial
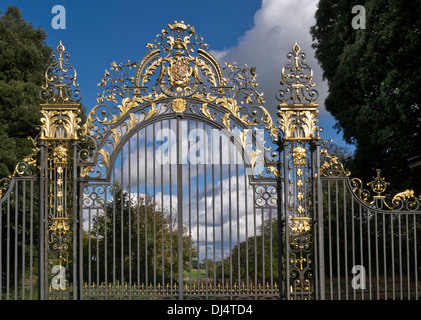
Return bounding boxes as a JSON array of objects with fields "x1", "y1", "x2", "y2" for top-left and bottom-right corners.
[
  {"x1": 40, "y1": 41, "x2": 82, "y2": 104},
  {"x1": 277, "y1": 41, "x2": 320, "y2": 141},
  {"x1": 39, "y1": 41, "x2": 82, "y2": 141},
  {"x1": 277, "y1": 41, "x2": 318, "y2": 106}
]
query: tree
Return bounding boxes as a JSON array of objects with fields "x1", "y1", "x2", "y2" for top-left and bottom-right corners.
[
  {"x1": 213, "y1": 216, "x2": 280, "y2": 284},
  {"x1": 0, "y1": 6, "x2": 52, "y2": 178},
  {"x1": 85, "y1": 182, "x2": 196, "y2": 286},
  {"x1": 310, "y1": 0, "x2": 421, "y2": 193}
]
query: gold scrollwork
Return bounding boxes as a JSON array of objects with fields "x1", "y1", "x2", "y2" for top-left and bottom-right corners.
[
  {"x1": 1, "y1": 130, "x2": 40, "y2": 199},
  {"x1": 77, "y1": 23, "x2": 280, "y2": 180},
  {"x1": 53, "y1": 144, "x2": 68, "y2": 164},
  {"x1": 277, "y1": 41, "x2": 318, "y2": 105},
  {"x1": 290, "y1": 217, "x2": 311, "y2": 236},
  {"x1": 352, "y1": 169, "x2": 421, "y2": 210},
  {"x1": 367, "y1": 169, "x2": 389, "y2": 198},
  {"x1": 292, "y1": 146, "x2": 307, "y2": 165},
  {"x1": 40, "y1": 108, "x2": 81, "y2": 141},
  {"x1": 40, "y1": 41, "x2": 82, "y2": 104},
  {"x1": 392, "y1": 189, "x2": 416, "y2": 203},
  {"x1": 47, "y1": 141, "x2": 72, "y2": 281},
  {"x1": 278, "y1": 109, "x2": 319, "y2": 141},
  {"x1": 320, "y1": 139, "x2": 351, "y2": 177},
  {"x1": 98, "y1": 149, "x2": 110, "y2": 169}
]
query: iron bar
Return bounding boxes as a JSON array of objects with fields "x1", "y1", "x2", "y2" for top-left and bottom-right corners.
[
  {"x1": 187, "y1": 120, "x2": 192, "y2": 290},
  {"x1": 203, "y1": 121, "x2": 209, "y2": 298},
  {"x1": 219, "y1": 133, "x2": 224, "y2": 294},
  {"x1": 161, "y1": 120, "x2": 166, "y2": 291},
  {"x1": 136, "y1": 130, "x2": 140, "y2": 288},
  {"x1": 375, "y1": 211, "x2": 379, "y2": 299},
  {"x1": 359, "y1": 204, "x2": 364, "y2": 300},
  {"x1": 327, "y1": 180, "x2": 333, "y2": 298},
  {"x1": 22, "y1": 180, "x2": 26, "y2": 300},
  {"x1": 144, "y1": 124, "x2": 149, "y2": 292},
  {"x1": 282, "y1": 142, "x2": 289, "y2": 300},
  {"x1": 176, "y1": 116, "x2": 183, "y2": 299},
  {"x1": 128, "y1": 135, "x2": 132, "y2": 297},
  {"x1": 391, "y1": 214, "x2": 395, "y2": 299},
  {"x1": 342, "y1": 179, "x2": 349, "y2": 299},
  {"x1": 277, "y1": 140, "x2": 283, "y2": 299},
  {"x1": 412, "y1": 215, "x2": 416, "y2": 300},
  {"x1": 211, "y1": 123, "x2": 216, "y2": 294},
  {"x1": 228, "y1": 135, "x2": 232, "y2": 299},
  {"x1": 153, "y1": 121, "x2": 157, "y2": 298},
  {"x1": 335, "y1": 180, "x2": 340, "y2": 299}
]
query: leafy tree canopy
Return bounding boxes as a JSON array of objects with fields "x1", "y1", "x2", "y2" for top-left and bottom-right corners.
[
  {"x1": 0, "y1": 6, "x2": 52, "y2": 178},
  {"x1": 310, "y1": 0, "x2": 421, "y2": 193}
]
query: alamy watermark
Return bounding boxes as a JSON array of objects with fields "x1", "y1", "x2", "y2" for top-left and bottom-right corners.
[
  {"x1": 153, "y1": 127, "x2": 267, "y2": 176},
  {"x1": 351, "y1": 5, "x2": 366, "y2": 30},
  {"x1": 351, "y1": 265, "x2": 366, "y2": 290},
  {"x1": 51, "y1": 264, "x2": 67, "y2": 290},
  {"x1": 51, "y1": 5, "x2": 66, "y2": 30}
]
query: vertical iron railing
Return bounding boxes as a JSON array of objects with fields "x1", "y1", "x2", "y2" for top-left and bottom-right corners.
[
  {"x1": 78, "y1": 118, "x2": 280, "y2": 300},
  {"x1": 0, "y1": 177, "x2": 39, "y2": 300},
  {"x1": 318, "y1": 177, "x2": 421, "y2": 300},
  {"x1": 313, "y1": 138, "x2": 325, "y2": 300}
]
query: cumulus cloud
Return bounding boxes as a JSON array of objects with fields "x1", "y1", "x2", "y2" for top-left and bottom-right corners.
[{"x1": 210, "y1": 0, "x2": 329, "y2": 122}]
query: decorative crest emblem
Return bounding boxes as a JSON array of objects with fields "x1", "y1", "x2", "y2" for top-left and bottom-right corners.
[{"x1": 169, "y1": 59, "x2": 190, "y2": 86}]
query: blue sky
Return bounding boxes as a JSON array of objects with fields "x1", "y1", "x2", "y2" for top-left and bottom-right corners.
[{"x1": 0, "y1": 0, "x2": 351, "y2": 149}]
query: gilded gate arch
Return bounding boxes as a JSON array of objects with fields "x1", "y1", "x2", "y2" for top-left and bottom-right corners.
[
  {"x1": 74, "y1": 21, "x2": 281, "y2": 300},
  {"x1": 1, "y1": 21, "x2": 420, "y2": 301}
]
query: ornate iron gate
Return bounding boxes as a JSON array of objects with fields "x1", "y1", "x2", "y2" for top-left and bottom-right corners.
[
  {"x1": 317, "y1": 151, "x2": 421, "y2": 300},
  {"x1": 1, "y1": 21, "x2": 420, "y2": 300}
]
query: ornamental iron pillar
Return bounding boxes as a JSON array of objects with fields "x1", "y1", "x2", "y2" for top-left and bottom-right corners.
[
  {"x1": 39, "y1": 41, "x2": 82, "y2": 299},
  {"x1": 276, "y1": 42, "x2": 324, "y2": 300}
]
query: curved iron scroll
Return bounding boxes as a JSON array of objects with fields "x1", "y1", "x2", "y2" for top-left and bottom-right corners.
[{"x1": 78, "y1": 21, "x2": 279, "y2": 181}]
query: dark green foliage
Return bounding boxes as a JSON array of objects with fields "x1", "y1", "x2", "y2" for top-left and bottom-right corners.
[
  {"x1": 310, "y1": 0, "x2": 421, "y2": 193},
  {"x1": 0, "y1": 6, "x2": 52, "y2": 178},
  {"x1": 203, "y1": 216, "x2": 280, "y2": 284}
]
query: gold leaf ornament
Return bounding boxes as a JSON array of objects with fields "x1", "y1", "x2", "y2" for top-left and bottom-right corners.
[{"x1": 172, "y1": 98, "x2": 186, "y2": 113}]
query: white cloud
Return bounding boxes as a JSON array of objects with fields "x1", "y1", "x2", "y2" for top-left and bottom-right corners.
[
  {"x1": 82, "y1": 159, "x2": 277, "y2": 262},
  {"x1": 212, "y1": 0, "x2": 329, "y2": 119},
  {"x1": 112, "y1": 120, "x2": 265, "y2": 189}
]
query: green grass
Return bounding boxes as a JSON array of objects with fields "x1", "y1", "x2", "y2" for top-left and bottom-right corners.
[{"x1": 183, "y1": 269, "x2": 207, "y2": 280}]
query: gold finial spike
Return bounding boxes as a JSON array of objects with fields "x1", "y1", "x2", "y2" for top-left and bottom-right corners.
[
  {"x1": 292, "y1": 41, "x2": 300, "y2": 56},
  {"x1": 57, "y1": 40, "x2": 65, "y2": 54}
]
